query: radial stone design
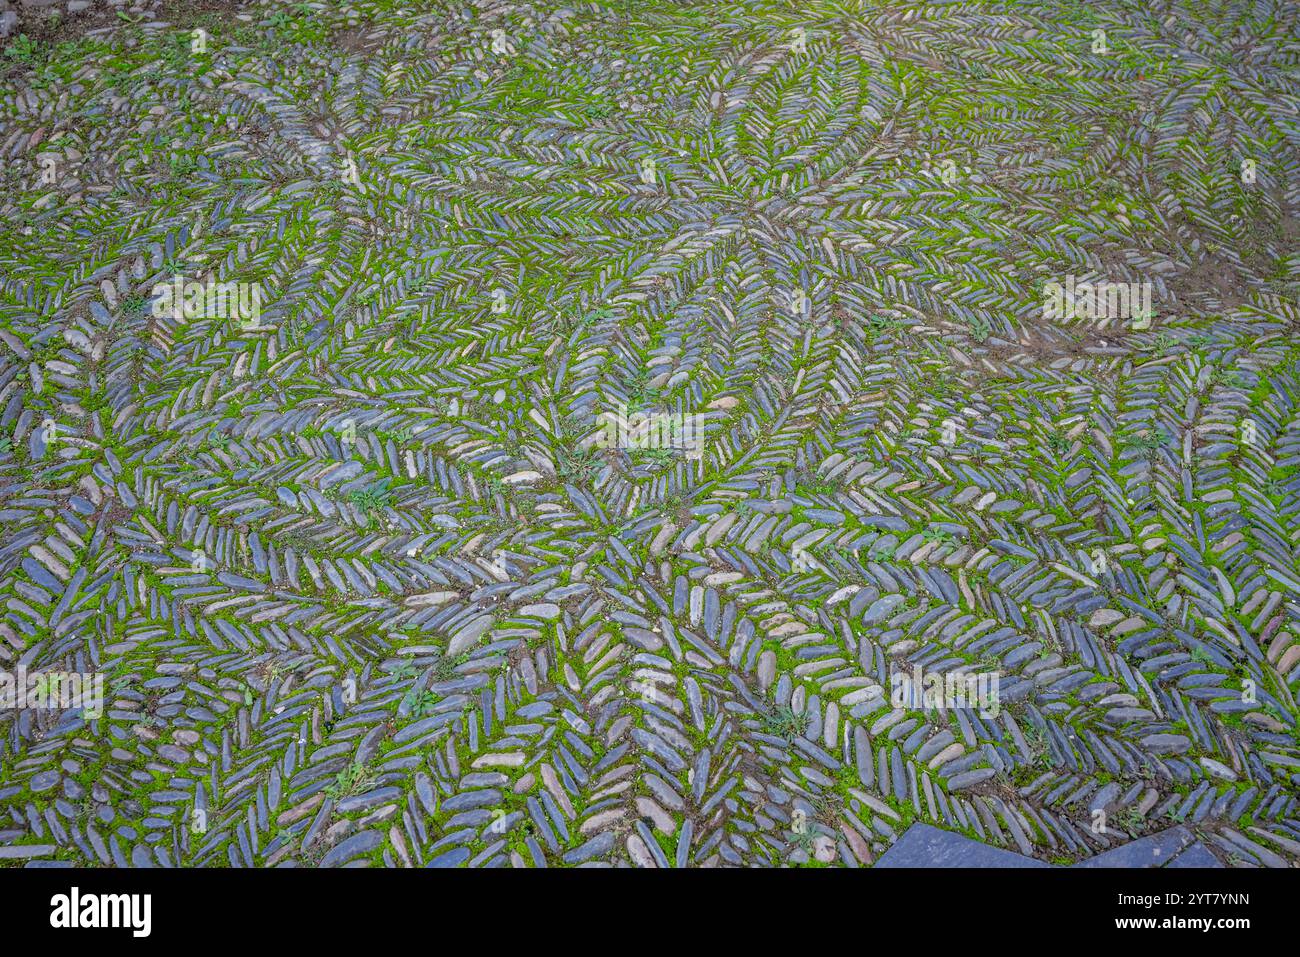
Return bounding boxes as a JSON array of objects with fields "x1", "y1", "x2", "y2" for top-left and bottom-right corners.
[{"x1": 0, "y1": 0, "x2": 1299, "y2": 870}]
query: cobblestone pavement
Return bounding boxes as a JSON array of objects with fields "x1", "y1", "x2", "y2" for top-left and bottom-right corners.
[{"x1": 1, "y1": 0, "x2": 1299, "y2": 869}]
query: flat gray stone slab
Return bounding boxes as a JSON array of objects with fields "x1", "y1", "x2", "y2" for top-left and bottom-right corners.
[
  {"x1": 875, "y1": 823, "x2": 1050, "y2": 868},
  {"x1": 879, "y1": 823, "x2": 1222, "y2": 869},
  {"x1": 1073, "y1": 826, "x2": 1194, "y2": 868},
  {"x1": 1165, "y1": 841, "x2": 1223, "y2": 868}
]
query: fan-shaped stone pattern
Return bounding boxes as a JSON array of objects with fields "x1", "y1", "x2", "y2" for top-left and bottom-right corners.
[{"x1": 0, "y1": 0, "x2": 1298, "y2": 869}]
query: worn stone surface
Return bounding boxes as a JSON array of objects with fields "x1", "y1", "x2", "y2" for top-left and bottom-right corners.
[
  {"x1": 1074, "y1": 826, "x2": 1196, "y2": 868},
  {"x1": 0, "y1": 0, "x2": 1297, "y2": 871},
  {"x1": 881, "y1": 823, "x2": 1230, "y2": 869},
  {"x1": 876, "y1": 824, "x2": 1051, "y2": 868}
]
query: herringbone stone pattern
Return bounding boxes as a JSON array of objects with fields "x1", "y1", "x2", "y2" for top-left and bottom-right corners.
[{"x1": 0, "y1": 0, "x2": 1298, "y2": 868}]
